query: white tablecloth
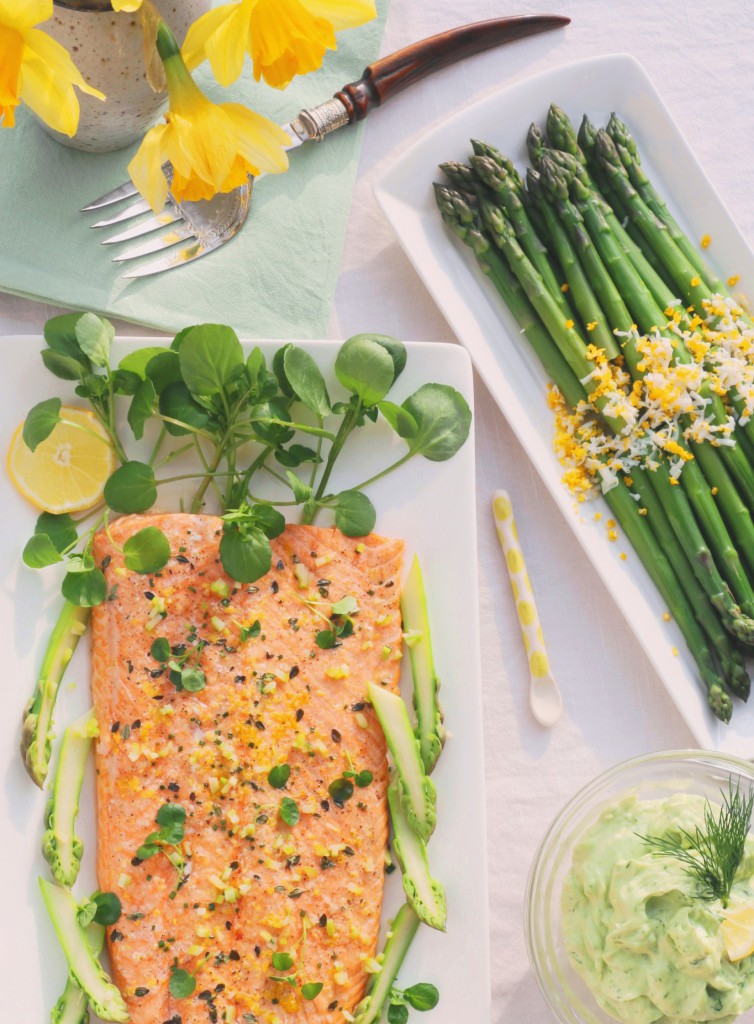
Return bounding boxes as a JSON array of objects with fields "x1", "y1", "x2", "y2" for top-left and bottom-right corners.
[{"x1": 3, "y1": 1, "x2": 754, "y2": 1018}]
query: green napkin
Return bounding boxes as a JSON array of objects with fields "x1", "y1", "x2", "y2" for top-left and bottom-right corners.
[{"x1": 0, "y1": 1, "x2": 388, "y2": 338}]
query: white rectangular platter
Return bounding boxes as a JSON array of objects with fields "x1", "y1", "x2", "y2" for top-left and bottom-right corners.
[
  {"x1": 0, "y1": 336, "x2": 490, "y2": 1023},
  {"x1": 375, "y1": 53, "x2": 754, "y2": 755}
]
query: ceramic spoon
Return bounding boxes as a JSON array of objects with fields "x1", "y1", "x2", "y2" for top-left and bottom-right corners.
[{"x1": 492, "y1": 490, "x2": 563, "y2": 727}]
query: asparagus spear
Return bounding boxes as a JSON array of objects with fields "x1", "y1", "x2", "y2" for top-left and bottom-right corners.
[
  {"x1": 42, "y1": 708, "x2": 98, "y2": 888},
  {"x1": 388, "y1": 776, "x2": 446, "y2": 930},
  {"x1": 401, "y1": 555, "x2": 445, "y2": 773},
  {"x1": 434, "y1": 188, "x2": 735, "y2": 715},
  {"x1": 353, "y1": 903, "x2": 421, "y2": 1024},
  {"x1": 22, "y1": 602, "x2": 90, "y2": 788},
  {"x1": 367, "y1": 683, "x2": 436, "y2": 842},
  {"x1": 51, "y1": 923, "x2": 106, "y2": 1024},
  {"x1": 605, "y1": 113, "x2": 726, "y2": 294}
]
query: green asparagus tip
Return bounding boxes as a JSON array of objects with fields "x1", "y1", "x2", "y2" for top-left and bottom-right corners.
[
  {"x1": 708, "y1": 684, "x2": 733, "y2": 725},
  {"x1": 538, "y1": 156, "x2": 570, "y2": 200},
  {"x1": 526, "y1": 122, "x2": 547, "y2": 166},
  {"x1": 577, "y1": 113, "x2": 598, "y2": 155},
  {"x1": 594, "y1": 128, "x2": 626, "y2": 174},
  {"x1": 728, "y1": 660, "x2": 751, "y2": 703},
  {"x1": 469, "y1": 154, "x2": 505, "y2": 191}
]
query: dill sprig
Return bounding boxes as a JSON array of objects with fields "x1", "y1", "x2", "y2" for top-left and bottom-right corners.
[{"x1": 641, "y1": 781, "x2": 754, "y2": 908}]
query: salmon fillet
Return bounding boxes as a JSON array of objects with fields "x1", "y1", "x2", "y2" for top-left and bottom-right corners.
[{"x1": 91, "y1": 514, "x2": 404, "y2": 1024}]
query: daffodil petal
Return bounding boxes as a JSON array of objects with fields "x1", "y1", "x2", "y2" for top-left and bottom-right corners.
[
  {"x1": 172, "y1": 105, "x2": 238, "y2": 192},
  {"x1": 24, "y1": 28, "x2": 105, "y2": 99},
  {"x1": 303, "y1": 0, "x2": 376, "y2": 32},
  {"x1": 0, "y1": 0, "x2": 52, "y2": 32},
  {"x1": 0, "y1": 23, "x2": 24, "y2": 118},
  {"x1": 127, "y1": 121, "x2": 170, "y2": 213},
  {"x1": 182, "y1": 1, "x2": 247, "y2": 80},
  {"x1": 201, "y1": 1, "x2": 251, "y2": 88},
  {"x1": 250, "y1": 0, "x2": 334, "y2": 89},
  {"x1": 111, "y1": 0, "x2": 143, "y2": 10},
  {"x1": 17, "y1": 48, "x2": 80, "y2": 135},
  {"x1": 223, "y1": 103, "x2": 289, "y2": 174}
]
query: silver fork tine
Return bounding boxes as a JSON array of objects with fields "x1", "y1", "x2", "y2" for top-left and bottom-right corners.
[
  {"x1": 112, "y1": 222, "x2": 197, "y2": 262},
  {"x1": 80, "y1": 179, "x2": 139, "y2": 212},
  {"x1": 121, "y1": 235, "x2": 228, "y2": 279},
  {"x1": 90, "y1": 197, "x2": 153, "y2": 229},
  {"x1": 102, "y1": 211, "x2": 184, "y2": 246}
]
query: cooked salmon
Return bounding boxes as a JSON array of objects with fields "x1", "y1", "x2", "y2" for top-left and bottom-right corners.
[{"x1": 91, "y1": 514, "x2": 404, "y2": 1024}]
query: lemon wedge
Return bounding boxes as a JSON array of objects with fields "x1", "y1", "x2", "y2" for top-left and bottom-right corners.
[
  {"x1": 7, "y1": 406, "x2": 115, "y2": 514},
  {"x1": 722, "y1": 901, "x2": 754, "y2": 962}
]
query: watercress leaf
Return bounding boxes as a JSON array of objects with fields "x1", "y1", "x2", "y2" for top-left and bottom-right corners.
[
  {"x1": 272, "y1": 344, "x2": 294, "y2": 397},
  {"x1": 283, "y1": 346, "x2": 331, "y2": 417},
  {"x1": 65, "y1": 552, "x2": 95, "y2": 574},
  {"x1": 119, "y1": 346, "x2": 168, "y2": 379},
  {"x1": 23, "y1": 533, "x2": 63, "y2": 568},
  {"x1": 23, "y1": 398, "x2": 62, "y2": 452},
  {"x1": 328, "y1": 777, "x2": 354, "y2": 807},
  {"x1": 355, "y1": 770, "x2": 373, "y2": 788},
  {"x1": 181, "y1": 666, "x2": 206, "y2": 693},
  {"x1": 377, "y1": 400, "x2": 418, "y2": 439},
  {"x1": 220, "y1": 525, "x2": 272, "y2": 584},
  {"x1": 123, "y1": 526, "x2": 171, "y2": 574},
  {"x1": 170, "y1": 327, "x2": 194, "y2": 352},
  {"x1": 250, "y1": 399, "x2": 295, "y2": 445},
  {"x1": 331, "y1": 595, "x2": 358, "y2": 617},
  {"x1": 387, "y1": 1003, "x2": 409, "y2": 1024},
  {"x1": 268, "y1": 764, "x2": 291, "y2": 789},
  {"x1": 316, "y1": 630, "x2": 338, "y2": 650},
  {"x1": 136, "y1": 843, "x2": 160, "y2": 860},
  {"x1": 35, "y1": 512, "x2": 78, "y2": 554},
  {"x1": 127, "y1": 378, "x2": 156, "y2": 441},
  {"x1": 112, "y1": 368, "x2": 142, "y2": 396},
  {"x1": 77, "y1": 900, "x2": 97, "y2": 929},
  {"x1": 280, "y1": 797, "x2": 300, "y2": 827},
  {"x1": 252, "y1": 505, "x2": 286, "y2": 540},
  {"x1": 155, "y1": 802, "x2": 185, "y2": 835},
  {"x1": 146, "y1": 350, "x2": 182, "y2": 394},
  {"x1": 246, "y1": 346, "x2": 267, "y2": 390},
  {"x1": 92, "y1": 891, "x2": 122, "y2": 926},
  {"x1": 169, "y1": 969, "x2": 196, "y2": 999},
  {"x1": 104, "y1": 462, "x2": 157, "y2": 513},
  {"x1": 41, "y1": 349, "x2": 84, "y2": 381},
  {"x1": 151, "y1": 637, "x2": 171, "y2": 662},
  {"x1": 274, "y1": 444, "x2": 321, "y2": 468},
  {"x1": 285, "y1": 470, "x2": 312, "y2": 504},
  {"x1": 403, "y1": 984, "x2": 439, "y2": 1011},
  {"x1": 301, "y1": 983, "x2": 323, "y2": 1000},
  {"x1": 402, "y1": 384, "x2": 471, "y2": 462},
  {"x1": 44, "y1": 313, "x2": 87, "y2": 361},
  {"x1": 159, "y1": 381, "x2": 210, "y2": 436},
  {"x1": 169, "y1": 669, "x2": 183, "y2": 690},
  {"x1": 348, "y1": 333, "x2": 407, "y2": 380},
  {"x1": 271, "y1": 952, "x2": 294, "y2": 971},
  {"x1": 335, "y1": 337, "x2": 394, "y2": 406},
  {"x1": 240, "y1": 620, "x2": 261, "y2": 643},
  {"x1": 179, "y1": 324, "x2": 244, "y2": 396},
  {"x1": 78, "y1": 373, "x2": 108, "y2": 399},
  {"x1": 334, "y1": 491, "x2": 376, "y2": 538},
  {"x1": 62, "y1": 567, "x2": 107, "y2": 607},
  {"x1": 75, "y1": 312, "x2": 114, "y2": 368}
]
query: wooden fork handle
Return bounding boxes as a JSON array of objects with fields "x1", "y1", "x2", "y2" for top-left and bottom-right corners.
[{"x1": 335, "y1": 15, "x2": 570, "y2": 122}]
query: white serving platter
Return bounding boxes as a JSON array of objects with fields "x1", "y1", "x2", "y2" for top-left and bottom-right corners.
[
  {"x1": 0, "y1": 336, "x2": 489, "y2": 1023},
  {"x1": 375, "y1": 53, "x2": 754, "y2": 755}
]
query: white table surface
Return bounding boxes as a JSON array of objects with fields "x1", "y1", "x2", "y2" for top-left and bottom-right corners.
[{"x1": 3, "y1": 1, "x2": 754, "y2": 1020}]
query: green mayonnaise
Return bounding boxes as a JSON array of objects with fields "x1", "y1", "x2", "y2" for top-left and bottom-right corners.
[{"x1": 562, "y1": 793, "x2": 754, "y2": 1024}]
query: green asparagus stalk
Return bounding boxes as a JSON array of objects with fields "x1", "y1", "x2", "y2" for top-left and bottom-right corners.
[
  {"x1": 434, "y1": 185, "x2": 736, "y2": 715},
  {"x1": 388, "y1": 776, "x2": 446, "y2": 930},
  {"x1": 605, "y1": 113, "x2": 726, "y2": 294},
  {"x1": 22, "y1": 602, "x2": 90, "y2": 788},
  {"x1": 353, "y1": 904, "x2": 421, "y2": 1024},
  {"x1": 42, "y1": 708, "x2": 98, "y2": 888},
  {"x1": 401, "y1": 555, "x2": 445, "y2": 773},
  {"x1": 51, "y1": 924, "x2": 106, "y2": 1024}
]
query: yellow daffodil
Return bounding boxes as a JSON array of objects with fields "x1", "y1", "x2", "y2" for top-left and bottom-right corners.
[
  {"x1": 128, "y1": 21, "x2": 289, "y2": 213},
  {"x1": 0, "y1": 0, "x2": 104, "y2": 135},
  {"x1": 111, "y1": 0, "x2": 143, "y2": 10},
  {"x1": 183, "y1": 0, "x2": 376, "y2": 89}
]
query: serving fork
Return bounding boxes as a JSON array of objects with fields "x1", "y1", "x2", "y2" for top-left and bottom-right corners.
[{"x1": 82, "y1": 13, "x2": 569, "y2": 278}]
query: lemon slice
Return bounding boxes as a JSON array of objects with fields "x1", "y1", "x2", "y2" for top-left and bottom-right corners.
[
  {"x1": 722, "y1": 901, "x2": 754, "y2": 962},
  {"x1": 7, "y1": 406, "x2": 115, "y2": 514}
]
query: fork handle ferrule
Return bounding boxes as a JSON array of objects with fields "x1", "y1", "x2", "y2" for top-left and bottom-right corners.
[{"x1": 294, "y1": 98, "x2": 350, "y2": 142}]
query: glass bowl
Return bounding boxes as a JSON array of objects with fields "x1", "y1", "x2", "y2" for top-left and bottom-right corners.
[{"x1": 525, "y1": 749, "x2": 754, "y2": 1024}]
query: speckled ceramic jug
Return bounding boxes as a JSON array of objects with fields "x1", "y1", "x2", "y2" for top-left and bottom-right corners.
[{"x1": 46, "y1": 0, "x2": 212, "y2": 152}]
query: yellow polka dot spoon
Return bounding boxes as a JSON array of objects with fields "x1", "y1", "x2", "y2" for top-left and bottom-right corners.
[{"x1": 492, "y1": 490, "x2": 563, "y2": 727}]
